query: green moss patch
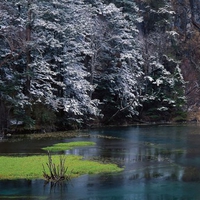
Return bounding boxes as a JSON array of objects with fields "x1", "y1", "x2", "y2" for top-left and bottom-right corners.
[
  {"x1": 0, "y1": 155, "x2": 123, "y2": 180},
  {"x1": 42, "y1": 141, "x2": 96, "y2": 152}
]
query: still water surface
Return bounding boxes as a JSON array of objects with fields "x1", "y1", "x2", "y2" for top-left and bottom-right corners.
[{"x1": 1, "y1": 124, "x2": 200, "y2": 199}]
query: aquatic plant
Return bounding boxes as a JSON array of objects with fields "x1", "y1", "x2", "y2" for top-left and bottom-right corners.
[
  {"x1": 42, "y1": 152, "x2": 72, "y2": 183},
  {"x1": 42, "y1": 141, "x2": 96, "y2": 152},
  {"x1": 0, "y1": 154, "x2": 122, "y2": 180}
]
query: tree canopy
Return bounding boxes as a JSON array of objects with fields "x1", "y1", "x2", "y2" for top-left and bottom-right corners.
[{"x1": 0, "y1": 0, "x2": 186, "y2": 132}]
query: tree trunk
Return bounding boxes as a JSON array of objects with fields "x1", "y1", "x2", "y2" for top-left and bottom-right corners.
[{"x1": 25, "y1": 0, "x2": 32, "y2": 95}]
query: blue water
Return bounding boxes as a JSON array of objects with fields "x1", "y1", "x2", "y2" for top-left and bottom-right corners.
[
  {"x1": 1, "y1": 124, "x2": 200, "y2": 199},
  {"x1": 1, "y1": 176, "x2": 200, "y2": 199}
]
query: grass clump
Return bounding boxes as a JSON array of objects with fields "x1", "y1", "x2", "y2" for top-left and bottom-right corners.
[
  {"x1": 42, "y1": 152, "x2": 71, "y2": 183},
  {"x1": 0, "y1": 154, "x2": 123, "y2": 180},
  {"x1": 42, "y1": 141, "x2": 96, "y2": 152}
]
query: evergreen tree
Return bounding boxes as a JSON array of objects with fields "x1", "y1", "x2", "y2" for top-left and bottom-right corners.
[
  {"x1": 0, "y1": 0, "x2": 187, "y2": 130},
  {"x1": 90, "y1": 3, "x2": 143, "y2": 123},
  {"x1": 0, "y1": 1, "x2": 32, "y2": 130},
  {"x1": 138, "y1": 0, "x2": 186, "y2": 121}
]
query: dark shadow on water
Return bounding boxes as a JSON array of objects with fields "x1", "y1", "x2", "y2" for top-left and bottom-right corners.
[{"x1": 0, "y1": 179, "x2": 71, "y2": 200}]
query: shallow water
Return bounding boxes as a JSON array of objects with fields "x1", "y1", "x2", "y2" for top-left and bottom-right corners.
[{"x1": 1, "y1": 124, "x2": 200, "y2": 199}]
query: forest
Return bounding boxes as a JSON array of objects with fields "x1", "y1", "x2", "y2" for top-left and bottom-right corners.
[{"x1": 0, "y1": 0, "x2": 195, "y2": 132}]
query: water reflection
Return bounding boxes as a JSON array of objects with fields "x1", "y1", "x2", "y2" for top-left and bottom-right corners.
[
  {"x1": 1, "y1": 175, "x2": 200, "y2": 199},
  {"x1": 1, "y1": 124, "x2": 200, "y2": 199}
]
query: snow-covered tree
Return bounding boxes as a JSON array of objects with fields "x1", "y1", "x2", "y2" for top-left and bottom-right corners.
[
  {"x1": 0, "y1": 1, "x2": 33, "y2": 130},
  {"x1": 0, "y1": 0, "x2": 101, "y2": 129},
  {"x1": 25, "y1": 0, "x2": 102, "y2": 128},
  {"x1": 86, "y1": 3, "x2": 144, "y2": 122},
  {"x1": 0, "y1": 0, "x2": 187, "y2": 130},
  {"x1": 54, "y1": 1, "x2": 143, "y2": 124},
  {"x1": 138, "y1": 0, "x2": 186, "y2": 121}
]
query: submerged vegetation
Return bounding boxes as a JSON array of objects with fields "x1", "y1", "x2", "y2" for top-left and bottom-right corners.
[
  {"x1": 0, "y1": 140, "x2": 123, "y2": 180},
  {"x1": 0, "y1": 154, "x2": 123, "y2": 180},
  {"x1": 42, "y1": 141, "x2": 96, "y2": 152},
  {"x1": 144, "y1": 142, "x2": 185, "y2": 156},
  {"x1": 22, "y1": 132, "x2": 122, "y2": 140}
]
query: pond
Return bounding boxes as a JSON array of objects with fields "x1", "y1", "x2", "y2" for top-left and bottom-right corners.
[{"x1": 1, "y1": 124, "x2": 200, "y2": 199}]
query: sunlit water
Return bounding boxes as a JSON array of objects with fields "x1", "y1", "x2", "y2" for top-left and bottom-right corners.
[{"x1": 1, "y1": 124, "x2": 200, "y2": 199}]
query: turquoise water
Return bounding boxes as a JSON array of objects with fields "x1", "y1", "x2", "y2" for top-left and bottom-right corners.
[{"x1": 1, "y1": 124, "x2": 200, "y2": 199}]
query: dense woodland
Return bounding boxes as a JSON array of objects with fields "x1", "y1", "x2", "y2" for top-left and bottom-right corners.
[{"x1": 1, "y1": 0, "x2": 196, "y2": 132}]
